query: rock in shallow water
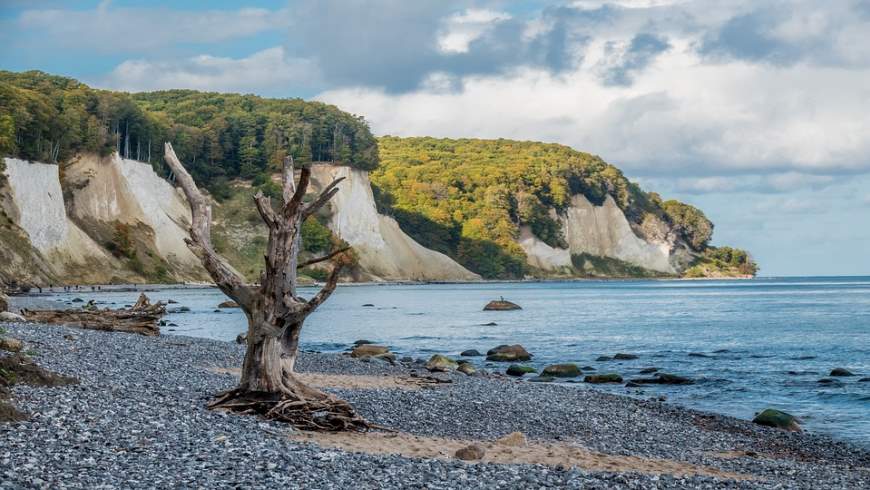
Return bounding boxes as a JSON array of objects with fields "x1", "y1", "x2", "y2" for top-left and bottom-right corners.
[
  {"x1": 631, "y1": 373, "x2": 694, "y2": 385},
  {"x1": 460, "y1": 349, "x2": 483, "y2": 357},
  {"x1": 829, "y1": 368, "x2": 854, "y2": 377},
  {"x1": 506, "y1": 365, "x2": 536, "y2": 377},
  {"x1": 483, "y1": 300, "x2": 521, "y2": 311},
  {"x1": 752, "y1": 408, "x2": 801, "y2": 432},
  {"x1": 541, "y1": 363, "x2": 581, "y2": 378},
  {"x1": 426, "y1": 354, "x2": 458, "y2": 372},
  {"x1": 486, "y1": 344, "x2": 531, "y2": 362},
  {"x1": 613, "y1": 353, "x2": 638, "y2": 360},
  {"x1": 584, "y1": 373, "x2": 623, "y2": 384}
]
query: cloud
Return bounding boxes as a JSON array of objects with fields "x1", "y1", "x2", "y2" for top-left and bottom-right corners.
[
  {"x1": 671, "y1": 173, "x2": 836, "y2": 194},
  {"x1": 100, "y1": 47, "x2": 320, "y2": 95},
  {"x1": 16, "y1": 1, "x2": 288, "y2": 52},
  {"x1": 599, "y1": 33, "x2": 670, "y2": 85},
  {"x1": 437, "y1": 9, "x2": 512, "y2": 54},
  {"x1": 863, "y1": 194, "x2": 870, "y2": 206}
]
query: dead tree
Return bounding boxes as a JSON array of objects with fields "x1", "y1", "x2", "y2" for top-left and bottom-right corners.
[{"x1": 162, "y1": 142, "x2": 368, "y2": 431}]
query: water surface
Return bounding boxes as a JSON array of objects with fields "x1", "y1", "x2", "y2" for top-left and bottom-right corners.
[{"x1": 36, "y1": 277, "x2": 870, "y2": 446}]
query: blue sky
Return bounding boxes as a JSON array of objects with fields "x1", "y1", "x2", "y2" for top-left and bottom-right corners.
[{"x1": 2, "y1": 0, "x2": 869, "y2": 276}]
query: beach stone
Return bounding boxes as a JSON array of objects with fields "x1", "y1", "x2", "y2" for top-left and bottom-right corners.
[
  {"x1": 528, "y1": 376, "x2": 554, "y2": 383},
  {"x1": 829, "y1": 368, "x2": 854, "y2": 377},
  {"x1": 217, "y1": 300, "x2": 240, "y2": 308},
  {"x1": 486, "y1": 344, "x2": 531, "y2": 362},
  {"x1": 613, "y1": 353, "x2": 638, "y2": 360},
  {"x1": 457, "y1": 363, "x2": 476, "y2": 375},
  {"x1": 483, "y1": 299, "x2": 521, "y2": 311},
  {"x1": 426, "y1": 354, "x2": 458, "y2": 372},
  {"x1": 752, "y1": 408, "x2": 801, "y2": 432},
  {"x1": 506, "y1": 365, "x2": 536, "y2": 377},
  {"x1": 455, "y1": 444, "x2": 485, "y2": 461},
  {"x1": 584, "y1": 373, "x2": 623, "y2": 384},
  {"x1": 496, "y1": 431, "x2": 527, "y2": 447},
  {"x1": 639, "y1": 367, "x2": 658, "y2": 374},
  {"x1": 460, "y1": 349, "x2": 483, "y2": 357},
  {"x1": 0, "y1": 337, "x2": 24, "y2": 353},
  {"x1": 541, "y1": 363, "x2": 581, "y2": 378},
  {"x1": 400, "y1": 356, "x2": 414, "y2": 363},
  {"x1": 350, "y1": 344, "x2": 390, "y2": 358},
  {"x1": 595, "y1": 356, "x2": 612, "y2": 362},
  {"x1": 362, "y1": 304, "x2": 374, "y2": 307},
  {"x1": 0, "y1": 312, "x2": 25, "y2": 322}
]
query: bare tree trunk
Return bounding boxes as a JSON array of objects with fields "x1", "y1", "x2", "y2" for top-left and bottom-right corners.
[{"x1": 163, "y1": 142, "x2": 365, "y2": 431}]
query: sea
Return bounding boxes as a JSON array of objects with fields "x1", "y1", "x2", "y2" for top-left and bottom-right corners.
[{"x1": 30, "y1": 276, "x2": 870, "y2": 447}]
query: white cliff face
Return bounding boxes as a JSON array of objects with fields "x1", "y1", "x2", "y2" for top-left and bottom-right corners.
[
  {"x1": 517, "y1": 226, "x2": 572, "y2": 271},
  {"x1": 2, "y1": 158, "x2": 116, "y2": 279},
  {"x1": 310, "y1": 165, "x2": 480, "y2": 281},
  {"x1": 62, "y1": 153, "x2": 200, "y2": 274},
  {"x1": 519, "y1": 194, "x2": 676, "y2": 274}
]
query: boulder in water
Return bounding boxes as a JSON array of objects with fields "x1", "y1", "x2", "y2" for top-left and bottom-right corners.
[
  {"x1": 584, "y1": 373, "x2": 623, "y2": 384},
  {"x1": 480, "y1": 322, "x2": 498, "y2": 326},
  {"x1": 688, "y1": 352, "x2": 711, "y2": 358},
  {"x1": 541, "y1": 363, "x2": 581, "y2": 378},
  {"x1": 486, "y1": 344, "x2": 531, "y2": 362},
  {"x1": 362, "y1": 304, "x2": 375, "y2": 307},
  {"x1": 752, "y1": 408, "x2": 801, "y2": 432},
  {"x1": 817, "y1": 378, "x2": 845, "y2": 387},
  {"x1": 639, "y1": 367, "x2": 658, "y2": 374},
  {"x1": 631, "y1": 373, "x2": 694, "y2": 385},
  {"x1": 426, "y1": 354, "x2": 458, "y2": 372},
  {"x1": 613, "y1": 353, "x2": 638, "y2": 360},
  {"x1": 218, "y1": 301, "x2": 240, "y2": 308},
  {"x1": 483, "y1": 299, "x2": 521, "y2": 311},
  {"x1": 506, "y1": 365, "x2": 536, "y2": 377},
  {"x1": 460, "y1": 349, "x2": 482, "y2": 357},
  {"x1": 595, "y1": 356, "x2": 612, "y2": 362},
  {"x1": 858, "y1": 377, "x2": 870, "y2": 382},
  {"x1": 829, "y1": 368, "x2": 854, "y2": 377}
]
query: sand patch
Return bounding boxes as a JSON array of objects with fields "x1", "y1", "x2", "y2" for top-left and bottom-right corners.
[
  {"x1": 289, "y1": 431, "x2": 752, "y2": 480},
  {"x1": 207, "y1": 368, "x2": 431, "y2": 391}
]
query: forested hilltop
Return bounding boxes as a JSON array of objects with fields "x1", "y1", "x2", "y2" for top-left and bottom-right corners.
[
  {"x1": 0, "y1": 70, "x2": 377, "y2": 196},
  {"x1": 373, "y1": 137, "x2": 757, "y2": 278},
  {"x1": 0, "y1": 70, "x2": 756, "y2": 282}
]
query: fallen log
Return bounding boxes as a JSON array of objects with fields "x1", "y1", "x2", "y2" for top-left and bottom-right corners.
[{"x1": 22, "y1": 293, "x2": 166, "y2": 336}]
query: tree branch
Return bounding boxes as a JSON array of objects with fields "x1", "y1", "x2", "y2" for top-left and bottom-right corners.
[
  {"x1": 253, "y1": 191, "x2": 278, "y2": 227},
  {"x1": 303, "y1": 177, "x2": 345, "y2": 219},
  {"x1": 163, "y1": 142, "x2": 253, "y2": 308},
  {"x1": 284, "y1": 167, "x2": 311, "y2": 217},
  {"x1": 296, "y1": 247, "x2": 351, "y2": 269},
  {"x1": 301, "y1": 262, "x2": 344, "y2": 316},
  {"x1": 281, "y1": 155, "x2": 295, "y2": 204}
]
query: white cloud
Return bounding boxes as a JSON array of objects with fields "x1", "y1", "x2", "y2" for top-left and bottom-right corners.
[
  {"x1": 318, "y1": 38, "x2": 870, "y2": 179},
  {"x1": 572, "y1": 0, "x2": 691, "y2": 9},
  {"x1": 100, "y1": 47, "x2": 319, "y2": 94},
  {"x1": 18, "y1": 2, "x2": 288, "y2": 52},
  {"x1": 436, "y1": 9, "x2": 511, "y2": 54}
]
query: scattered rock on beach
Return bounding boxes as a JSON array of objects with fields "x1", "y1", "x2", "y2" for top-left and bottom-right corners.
[
  {"x1": 829, "y1": 368, "x2": 854, "y2": 377},
  {"x1": 426, "y1": 354, "x2": 458, "y2": 372},
  {"x1": 218, "y1": 300, "x2": 240, "y2": 308},
  {"x1": 455, "y1": 444, "x2": 485, "y2": 461},
  {"x1": 483, "y1": 299, "x2": 521, "y2": 311},
  {"x1": 541, "y1": 363, "x2": 581, "y2": 378},
  {"x1": 0, "y1": 338, "x2": 23, "y2": 353},
  {"x1": 457, "y1": 363, "x2": 476, "y2": 375},
  {"x1": 460, "y1": 349, "x2": 482, "y2": 357},
  {"x1": 350, "y1": 344, "x2": 391, "y2": 359},
  {"x1": 486, "y1": 344, "x2": 531, "y2": 362},
  {"x1": 584, "y1": 373, "x2": 623, "y2": 384},
  {"x1": 506, "y1": 365, "x2": 536, "y2": 377},
  {"x1": 752, "y1": 408, "x2": 801, "y2": 432},
  {"x1": 613, "y1": 353, "x2": 638, "y2": 360},
  {"x1": 0, "y1": 312, "x2": 25, "y2": 322}
]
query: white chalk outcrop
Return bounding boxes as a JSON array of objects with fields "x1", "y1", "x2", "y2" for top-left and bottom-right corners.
[
  {"x1": 2, "y1": 158, "x2": 117, "y2": 281},
  {"x1": 63, "y1": 153, "x2": 203, "y2": 278},
  {"x1": 310, "y1": 165, "x2": 479, "y2": 281},
  {"x1": 520, "y1": 194, "x2": 677, "y2": 274}
]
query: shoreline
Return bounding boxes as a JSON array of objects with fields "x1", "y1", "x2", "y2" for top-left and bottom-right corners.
[{"x1": 1, "y1": 321, "x2": 867, "y2": 488}]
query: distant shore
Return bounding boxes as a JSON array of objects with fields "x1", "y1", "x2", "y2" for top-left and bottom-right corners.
[{"x1": 1, "y1": 321, "x2": 867, "y2": 488}]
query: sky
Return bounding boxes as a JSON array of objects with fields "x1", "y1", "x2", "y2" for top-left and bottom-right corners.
[{"x1": 1, "y1": 0, "x2": 869, "y2": 276}]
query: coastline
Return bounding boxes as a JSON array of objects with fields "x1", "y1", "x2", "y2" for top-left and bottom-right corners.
[{"x1": 1, "y1": 321, "x2": 867, "y2": 488}]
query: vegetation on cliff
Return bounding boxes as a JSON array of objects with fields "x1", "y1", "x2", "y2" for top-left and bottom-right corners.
[
  {"x1": 0, "y1": 71, "x2": 378, "y2": 195},
  {"x1": 372, "y1": 136, "x2": 749, "y2": 278}
]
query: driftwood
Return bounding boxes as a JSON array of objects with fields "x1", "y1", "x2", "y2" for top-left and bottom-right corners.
[
  {"x1": 23, "y1": 293, "x2": 165, "y2": 336},
  {"x1": 163, "y1": 142, "x2": 369, "y2": 431}
]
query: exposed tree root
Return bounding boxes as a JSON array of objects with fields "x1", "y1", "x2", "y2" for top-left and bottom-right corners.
[{"x1": 208, "y1": 388, "x2": 372, "y2": 432}]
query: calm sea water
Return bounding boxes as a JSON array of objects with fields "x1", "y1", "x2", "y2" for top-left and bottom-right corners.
[{"x1": 36, "y1": 277, "x2": 870, "y2": 447}]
